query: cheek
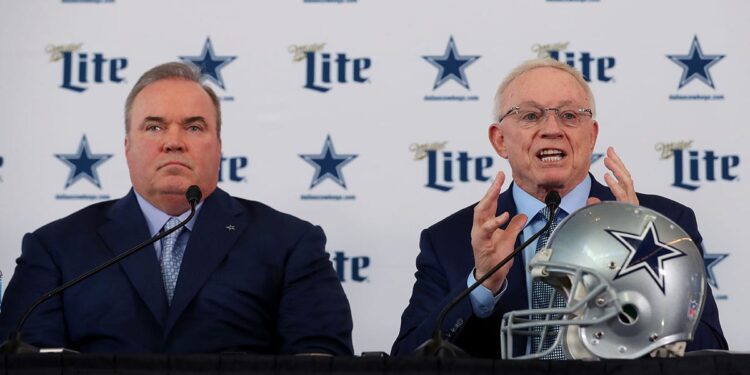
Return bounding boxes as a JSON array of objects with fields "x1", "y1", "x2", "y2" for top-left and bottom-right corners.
[{"x1": 198, "y1": 142, "x2": 222, "y2": 169}]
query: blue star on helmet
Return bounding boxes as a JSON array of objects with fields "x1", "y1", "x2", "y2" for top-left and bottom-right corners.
[
  {"x1": 422, "y1": 36, "x2": 480, "y2": 90},
  {"x1": 607, "y1": 221, "x2": 687, "y2": 294},
  {"x1": 180, "y1": 37, "x2": 237, "y2": 90},
  {"x1": 703, "y1": 252, "x2": 728, "y2": 289},
  {"x1": 55, "y1": 135, "x2": 112, "y2": 189},
  {"x1": 667, "y1": 35, "x2": 725, "y2": 89},
  {"x1": 299, "y1": 135, "x2": 357, "y2": 189}
]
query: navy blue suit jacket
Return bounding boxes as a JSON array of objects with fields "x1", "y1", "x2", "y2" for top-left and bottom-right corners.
[
  {"x1": 392, "y1": 177, "x2": 727, "y2": 357},
  {"x1": 0, "y1": 188, "x2": 353, "y2": 354}
]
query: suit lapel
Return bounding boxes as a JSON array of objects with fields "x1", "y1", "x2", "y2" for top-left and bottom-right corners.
[
  {"x1": 163, "y1": 189, "x2": 245, "y2": 338},
  {"x1": 97, "y1": 190, "x2": 169, "y2": 328},
  {"x1": 496, "y1": 183, "x2": 519, "y2": 229}
]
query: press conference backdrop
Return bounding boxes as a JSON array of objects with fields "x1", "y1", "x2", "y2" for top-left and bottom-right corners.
[{"x1": 0, "y1": 0, "x2": 747, "y2": 353}]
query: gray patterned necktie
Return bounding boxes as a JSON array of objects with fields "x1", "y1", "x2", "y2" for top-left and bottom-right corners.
[
  {"x1": 160, "y1": 217, "x2": 184, "y2": 305},
  {"x1": 530, "y1": 206, "x2": 567, "y2": 359}
]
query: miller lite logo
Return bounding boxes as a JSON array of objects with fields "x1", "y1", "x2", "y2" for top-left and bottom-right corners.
[
  {"x1": 47, "y1": 43, "x2": 128, "y2": 93},
  {"x1": 533, "y1": 42, "x2": 615, "y2": 83},
  {"x1": 656, "y1": 142, "x2": 740, "y2": 191},
  {"x1": 291, "y1": 43, "x2": 372, "y2": 93},
  {"x1": 413, "y1": 142, "x2": 495, "y2": 192}
]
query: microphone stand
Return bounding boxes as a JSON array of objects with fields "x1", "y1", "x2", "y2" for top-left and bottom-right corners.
[
  {"x1": 415, "y1": 191, "x2": 560, "y2": 357},
  {"x1": 0, "y1": 186, "x2": 202, "y2": 353}
]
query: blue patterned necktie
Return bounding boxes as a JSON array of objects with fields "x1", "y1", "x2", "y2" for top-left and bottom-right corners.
[
  {"x1": 160, "y1": 217, "x2": 185, "y2": 305},
  {"x1": 530, "y1": 206, "x2": 567, "y2": 359}
]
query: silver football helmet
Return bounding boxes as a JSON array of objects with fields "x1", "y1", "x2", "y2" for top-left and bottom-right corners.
[{"x1": 500, "y1": 202, "x2": 706, "y2": 360}]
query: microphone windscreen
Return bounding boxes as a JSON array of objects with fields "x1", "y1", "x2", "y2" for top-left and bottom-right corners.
[
  {"x1": 545, "y1": 191, "x2": 561, "y2": 207},
  {"x1": 186, "y1": 185, "x2": 202, "y2": 205}
]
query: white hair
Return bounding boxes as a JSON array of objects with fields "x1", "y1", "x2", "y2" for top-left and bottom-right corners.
[{"x1": 492, "y1": 58, "x2": 596, "y2": 121}]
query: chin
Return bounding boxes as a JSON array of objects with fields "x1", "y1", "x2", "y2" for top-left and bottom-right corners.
[
  {"x1": 536, "y1": 172, "x2": 567, "y2": 187},
  {"x1": 155, "y1": 181, "x2": 193, "y2": 196}
]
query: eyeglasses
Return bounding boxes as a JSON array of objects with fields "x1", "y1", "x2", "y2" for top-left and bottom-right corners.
[{"x1": 498, "y1": 106, "x2": 594, "y2": 128}]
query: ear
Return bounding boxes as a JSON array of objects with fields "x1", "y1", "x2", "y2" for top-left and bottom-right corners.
[
  {"x1": 589, "y1": 120, "x2": 599, "y2": 152},
  {"x1": 489, "y1": 123, "x2": 509, "y2": 159}
]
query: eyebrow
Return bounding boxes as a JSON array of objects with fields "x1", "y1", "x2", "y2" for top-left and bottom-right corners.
[
  {"x1": 515, "y1": 100, "x2": 579, "y2": 108},
  {"x1": 142, "y1": 116, "x2": 166, "y2": 125},
  {"x1": 141, "y1": 116, "x2": 208, "y2": 125},
  {"x1": 182, "y1": 116, "x2": 207, "y2": 125}
]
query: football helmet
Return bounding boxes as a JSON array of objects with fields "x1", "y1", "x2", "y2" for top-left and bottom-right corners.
[{"x1": 500, "y1": 202, "x2": 706, "y2": 360}]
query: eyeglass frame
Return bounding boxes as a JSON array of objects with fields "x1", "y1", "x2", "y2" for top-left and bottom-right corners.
[{"x1": 497, "y1": 106, "x2": 594, "y2": 126}]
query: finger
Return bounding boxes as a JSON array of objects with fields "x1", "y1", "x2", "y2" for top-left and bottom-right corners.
[
  {"x1": 478, "y1": 212, "x2": 510, "y2": 236},
  {"x1": 474, "y1": 171, "x2": 505, "y2": 226},
  {"x1": 493, "y1": 214, "x2": 528, "y2": 249},
  {"x1": 604, "y1": 172, "x2": 625, "y2": 199},
  {"x1": 605, "y1": 172, "x2": 638, "y2": 204},
  {"x1": 586, "y1": 197, "x2": 602, "y2": 206},
  {"x1": 604, "y1": 148, "x2": 632, "y2": 182},
  {"x1": 604, "y1": 147, "x2": 639, "y2": 204},
  {"x1": 504, "y1": 214, "x2": 528, "y2": 237}
]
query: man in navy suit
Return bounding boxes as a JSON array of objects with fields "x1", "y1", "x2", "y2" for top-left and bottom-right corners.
[
  {"x1": 392, "y1": 58, "x2": 727, "y2": 358},
  {"x1": 0, "y1": 62, "x2": 353, "y2": 354}
]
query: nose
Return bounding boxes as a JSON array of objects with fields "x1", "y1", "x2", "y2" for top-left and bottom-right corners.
[
  {"x1": 539, "y1": 110, "x2": 564, "y2": 137},
  {"x1": 162, "y1": 126, "x2": 186, "y2": 152}
]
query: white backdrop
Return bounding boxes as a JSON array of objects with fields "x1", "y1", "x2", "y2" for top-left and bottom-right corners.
[{"x1": 0, "y1": 0, "x2": 747, "y2": 353}]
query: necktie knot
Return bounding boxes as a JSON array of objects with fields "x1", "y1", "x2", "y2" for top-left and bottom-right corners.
[
  {"x1": 164, "y1": 216, "x2": 181, "y2": 232},
  {"x1": 535, "y1": 207, "x2": 564, "y2": 252}
]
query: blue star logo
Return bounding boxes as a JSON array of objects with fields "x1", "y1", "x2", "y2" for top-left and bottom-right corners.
[
  {"x1": 55, "y1": 135, "x2": 112, "y2": 189},
  {"x1": 423, "y1": 36, "x2": 480, "y2": 90},
  {"x1": 703, "y1": 252, "x2": 728, "y2": 289},
  {"x1": 299, "y1": 135, "x2": 357, "y2": 189},
  {"x1": 180, "y1": 37, "x2": 237, "y2": 90},
  {"x1": 667, "y1": 35, "x2": 725, "y2": 89},
  {"x1": 607, "y1": 221, "x2": 687, "y2": 294}
]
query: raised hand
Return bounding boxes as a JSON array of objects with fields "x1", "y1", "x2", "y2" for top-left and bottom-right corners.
[
  {"x1": 471, "y1": 171, "x2": 528, "y2": 293},
  {"x1": 603, "y1": 146, "x2": 639, "y2": 205}
]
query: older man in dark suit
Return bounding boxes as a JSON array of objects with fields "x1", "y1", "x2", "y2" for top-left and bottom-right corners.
[
  {"x1": 392, "y1": 58, "x2": 727, "y2": 358},
  {"x1": 0, "y1": 62, "x2": 353, "y2": 354}
]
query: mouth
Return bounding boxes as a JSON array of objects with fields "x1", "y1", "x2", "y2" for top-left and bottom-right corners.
[
  {"x1": 159, "y1": 161, "x2": 191, "y2": 170},
  {"x1": 536, "y1": 148, "x2": 566, "y2": 163}
]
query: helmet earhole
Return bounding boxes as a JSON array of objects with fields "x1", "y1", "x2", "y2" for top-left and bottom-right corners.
[{"x1": 618, "y1": 304, "x2": 638, "y2": 325}]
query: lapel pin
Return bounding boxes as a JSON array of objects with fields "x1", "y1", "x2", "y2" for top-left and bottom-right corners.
[{"x1": 226, "y1": 224, "x2": 236, "y2": 231}]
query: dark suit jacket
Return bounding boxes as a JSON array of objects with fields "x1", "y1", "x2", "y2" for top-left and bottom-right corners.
[
  {"x1": 0, "y1": 188, "x2": 353, "y2": 354},
  {"x1": 392, "y1": 177, "x2": 728, "y2": 357}
]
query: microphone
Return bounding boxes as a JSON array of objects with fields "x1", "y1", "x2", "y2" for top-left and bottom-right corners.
[
  {"x1": 0, "y1": 185, "x2": 202, "y2": 354},
  {"x1": 415, "y1": 190, "x2": 561, "y2": 357}
]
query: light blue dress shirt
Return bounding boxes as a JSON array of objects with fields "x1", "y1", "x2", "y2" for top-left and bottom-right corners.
[
  {"x1": 467, "y1": 175, "x2": 591, "y2": 318},
  {"x1": 134, "y1": 191, "x2": 202, "y2": 262}
]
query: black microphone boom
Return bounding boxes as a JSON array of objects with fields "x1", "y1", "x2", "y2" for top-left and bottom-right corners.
[
  {"x1": 0, "y1": 185, "x2": 202, "y2": 353},
  {"x1": 414, "y1": 190, "x2": 561, "y2": 357}
]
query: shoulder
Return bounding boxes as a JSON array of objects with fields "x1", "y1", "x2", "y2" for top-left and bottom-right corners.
[
  {"x1": 225, "y1": 194, "x2": 319, "y2": 234},
  {"x1": 635, "y1": 191, "x2": 695, "y2": 220},
  {"x1": 424, "y1": 203, "x2": 476, "y2": 235},
  {"x1": 591, "y1": 176, "x2": 696, "y2": 223},
  {"x1": 32, "y1": 199, "x2": 118, "y2": 238}
]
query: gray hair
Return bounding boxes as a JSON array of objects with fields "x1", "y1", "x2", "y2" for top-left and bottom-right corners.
[
  {"x1": 124, "y1": 62, "x2": 222, "y2": 136},
  {"x1": 492, "y1": 58, "x2": 596, "y2": 121}
]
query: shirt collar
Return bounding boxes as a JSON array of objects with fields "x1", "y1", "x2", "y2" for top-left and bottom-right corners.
[
  {"x1": 512, "y1": 174, "x2": 591, "y2": 221},
  {"x1": 134, "y1": 190, "x2": 202, "y2": 236}
]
